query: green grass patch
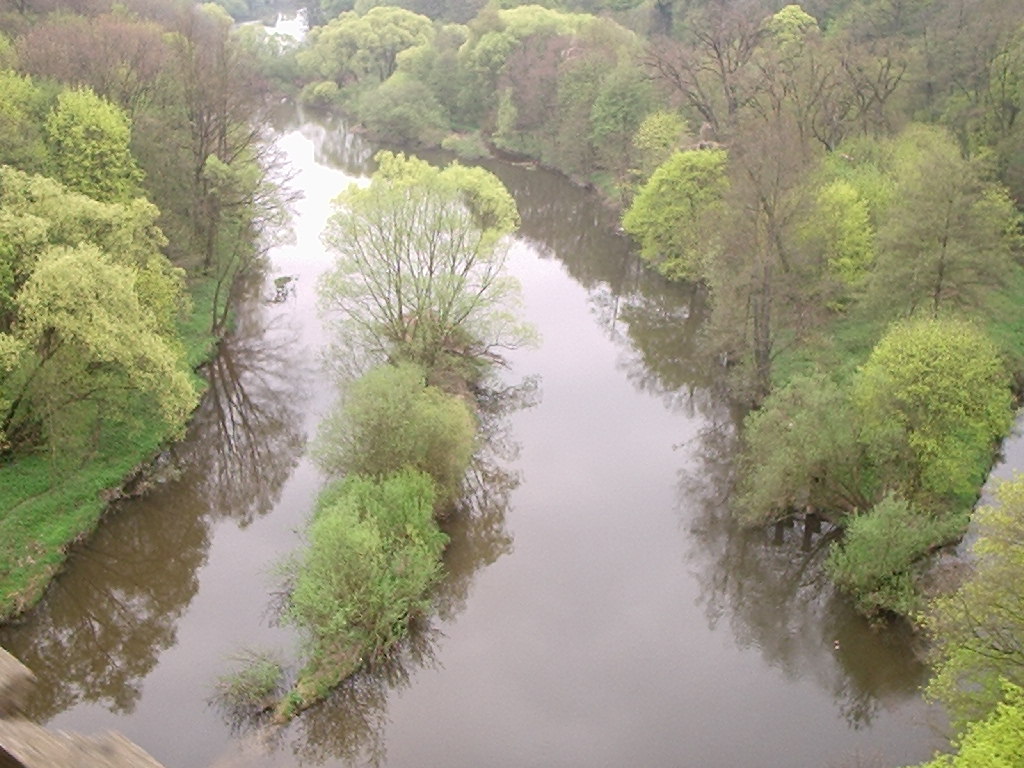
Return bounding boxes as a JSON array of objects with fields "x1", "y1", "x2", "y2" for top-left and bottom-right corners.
[
  {"x1": 179, "y1": 275, "x2": 222, "y2": 370},
  {"x1": 770, "y1": 307, "x2": 887, "y2": 391},
  {"x1": 212, "y1": 649, "x2": 286, "y2": 719},
  {"x1": 0, "y1": 415, "x2": 170, "y2": 621}
]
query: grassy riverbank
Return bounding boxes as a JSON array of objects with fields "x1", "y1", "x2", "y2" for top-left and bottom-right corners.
[{"x1": 0, "y1": 279, "x2": 220, "y2": 622}]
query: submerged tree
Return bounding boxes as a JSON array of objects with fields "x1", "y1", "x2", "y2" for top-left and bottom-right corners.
[{"x1": 319, "y1": 151, "x2": 532, "y2": 378}]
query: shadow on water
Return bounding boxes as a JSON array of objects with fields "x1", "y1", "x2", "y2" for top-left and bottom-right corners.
[
  {"x1": 680, "y1": 419, "x2": 932, "y2": 732},
  {"x1": 0, "y1": 284, "x2": 308, "y2": 721},
  {"x1": 187, "y1": 281, "x2": 309, "y2": 528}
]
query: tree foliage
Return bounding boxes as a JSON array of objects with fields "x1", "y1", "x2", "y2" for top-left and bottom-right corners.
[
  {"x1": 735, "y1": 373, "x2": 870, "y2": 526},
  {"x1": 299, "y1": 5, "x2": 434, "y2": 85},
  {"x1": 922, "y1": 476, "x2": 1024, "y2": 728},
  {"x1": 0, "y1": 69, "x2": 48, "y2": 171},
  {"x1": 281, "y1": 469, "x2": 448, "y2": 716},
  {"x1": 2, "y1": 245, "x2": 196, "y2": 459},
  {"x1": 314, "y1": 361, "x2": 476, "y2": 504},
  {"x1": 319, "y1": 151, "x2": 529, "y2": 375},
  {"x1": 0, "y1": 165, "x2": 177, "y2": 333},
  {"x1": 622, "y1": 148, "x2": 727, "y2": 280},
  {"x1": 853, "y1": 316, "x2": 1012, "y2": 505},
  {"x1": 43, "y1": 87, "x2": 142, "y2": 203},
  {"x1": 914, "y1": 681, "x2": 1024, "y2": 768},
  {"x1": 0, "y1": 166, "x2": 194, "y2": 459},
  {"x1": 868, "y1": 125, "x2": 1021, "y2": 319},
  {"x1": 826, "y1": 494, "x2": 966, "y2": 617}
]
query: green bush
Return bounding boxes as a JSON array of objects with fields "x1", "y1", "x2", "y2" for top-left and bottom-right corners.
[
  {"x1": 314, "y1": 361, "x2": 476, "y2": 504},
  {"x1": 440, "y1": 132, "x2": 490, "y2": 161},
  {"x1": 212, "y1": 649, "x2": 285, "y2": 716},
  {"x1": 356, "y1": 73, "x2": 447, "y2": 146},
  {"x1": 913, "y1": 681, "x2": 1024, "y2": 768},
  {"x1": 854, "y1": 316, "x2": 1012, "y2": 507},
  {"x1": 826, "y1": 494, "x2": 967, "y2": 617},
  {"x1": 280, "y1": 470, "x2": 448, "y2": 716},
  {"x1": 299, "y1": 80, "x2": 342, "y2": 109}
]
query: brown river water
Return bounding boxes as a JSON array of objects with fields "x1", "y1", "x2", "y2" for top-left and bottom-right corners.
[{"x1": 0, "y1": 104, "x2": 951, "y2": 767}]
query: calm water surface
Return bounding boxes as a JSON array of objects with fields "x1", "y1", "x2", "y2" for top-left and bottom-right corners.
[{"x1": 0, "y1": 107, "x2": 949, "y2": 767}]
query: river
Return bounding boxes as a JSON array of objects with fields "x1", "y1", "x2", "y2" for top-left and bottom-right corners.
[{"x1": 0, "y1": 105, "x2": 948, "y2": 766}]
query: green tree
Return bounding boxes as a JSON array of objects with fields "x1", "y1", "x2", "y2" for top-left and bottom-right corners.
[
  {"x1": 299, "y1": 6, "x2": 434, "y2": 86},
  {"x1": 826, "y1": 493, "x2": 966, "y2": 617},
  {"x1": 0, "y1": 166, "x2": 178, "y2": 332},
  {"x1": 588, "y1": 61, "x2": 654, "y2": 174},
  {"x1": 319, "y1": 151, "x2": 529, "y2": 375},
  {"x1": 314, "y1": 361, "x2": 475, "y2": 503},
  {"x1": 853, "y1": 316, "x2": 1012, "y2": 505},
  {"x1": 621, "y1": 148, "x2": 728, "y2": 281},
  {"x1": 44, "y1": 87, "x2": 143, "y2": 203},
  {"x1": 356, "y1": 71, "x2": 447, "y2": 145},
  {"x1": 0, "y1": 166, "x2": 193, "y2": 458},
  {"x1": 280, "y1": 468, "x2": 448, "y2": 717},
  {"x1": 0, "y1": 69, "x2": 48, "y2": 172},
  {"x1": 913, "y1": 681, "x2": 1024, "y2": 767},
  {"x1": 1, "y1": 245, "x2": 196, "y2": 459},
  {"x1": 922, "y1": 476, "x2": 1024, "y2": 728},
  {"x1": 630, "y1": 110, "x2": 688, "y2": 181},
  {"x1": 798, "y1": 178, "x2": 875, "y2": 290},
  {"x1": 868, "y1": 125, "x2": 1021, "y2": 319},
  {"x1": 735, "y1": 372, "x2": 871, "y2": 526}
]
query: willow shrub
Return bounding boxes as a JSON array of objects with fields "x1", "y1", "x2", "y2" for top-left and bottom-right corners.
[
  {"x1": 279, "y1": 469, "x2": 448, "y2": 718},
  {"x1": 314, "y1": 361, "x2": 476, "y2": 505},
  {"x1": 826, "y1": 494, "x2": 967, "y2": 618}
]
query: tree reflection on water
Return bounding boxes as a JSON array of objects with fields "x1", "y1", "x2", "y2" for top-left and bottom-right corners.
[
  {"x1": 679, "y1": 419, "x2": 931, "y2": 731},
  {"x1": 187, "y1": 278, "x2": 308, "y2": 528},
  {"x1": 0, "y1": 284, "x2": 308, "y2": 720},
  {"x1": 496, "y1": 155, "x2": 934, "y2": 736}
]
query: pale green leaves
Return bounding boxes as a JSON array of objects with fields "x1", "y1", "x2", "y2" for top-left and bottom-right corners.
[
  {"x1": 44, "y1": 88, "x2": 143, "y2": 203},
  {"x1": 0, "y1": 166, "x2": 180, "y2": 332},
  {"x1": 854, "y1": 316, "x2": 1012, "y2": 503},
  {"x1": 800, "y1": 179, "x2": 875, "y2": 287},
  {"x1": 314, "y1": 361, "x2": 476, "y2": 504},
  {"x1": 621, "y1": 148, "x2": 728, "y2": 281},
  {"x1": 826, "y1": 494, "x2": 967, "y2": 617},
  {"x1": 299, "y1": 6, "x2": 434, "y2": 84},
  {"x1": 8, "y1": 246, "x2": 196, "y2": 446},
  {"x1": 320, "y1": 151, "x2": 530, "y2": 374},
  {"x1": 922, "y1": 476, "x2": 1024, "y2": 731},
  {"x1": 0, "y1": 166, "x2": 195, "y2": 458}
]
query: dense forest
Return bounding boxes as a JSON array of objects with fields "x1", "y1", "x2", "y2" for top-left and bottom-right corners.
[{"x1": 2, "y1": 0, "x2": 1024, "y2": 764}]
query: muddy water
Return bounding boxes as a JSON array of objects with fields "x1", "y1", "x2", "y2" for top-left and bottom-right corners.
[{"x1": 0, "y1": 108, "x2": 946, "y2": 767}]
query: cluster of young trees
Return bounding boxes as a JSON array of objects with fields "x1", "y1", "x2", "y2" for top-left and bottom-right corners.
[
  {"x1": 0, "y1": 0, "x2": 281, "y2": 618},
  {"x1": 612, "y1": 5, "x2": 1022, "y2": 623},
  {"x1": 255, "y1": 153, "x2": 530, "y2": 718}
]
